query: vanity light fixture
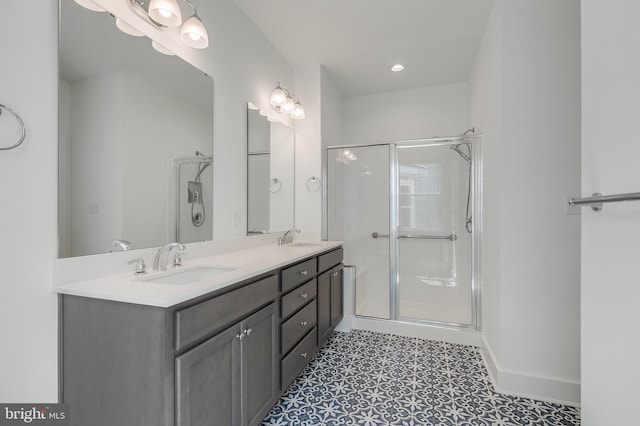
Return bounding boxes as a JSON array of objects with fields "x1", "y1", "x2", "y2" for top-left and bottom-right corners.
[
  {"x1": 74, "y1": 0, "x2": 105, "y2": 12},
  {"x1": 270, "y1": 82, "x2": 305, "y2": 120},
  {"x1": 116, "y1": 17, "x2": 144, "y2": 37},
  {"x1": 151, "y1": 40, "x2": 176, "y2": 56},
  {"x1": 74, "y1": 0, "x2": 209, "y2": 52}
]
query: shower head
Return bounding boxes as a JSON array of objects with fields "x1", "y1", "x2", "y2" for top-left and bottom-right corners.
[
  {"x1": 195, "y1": 150, "x2": 205, "y2": 157},
  {"x1": 450, "y1": 144, "x2": 471, "y2": 163}
]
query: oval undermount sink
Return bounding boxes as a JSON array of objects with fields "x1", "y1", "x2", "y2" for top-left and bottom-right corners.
[{"x1": 141, "y1": 265, "x2": 236, "y2": 285}]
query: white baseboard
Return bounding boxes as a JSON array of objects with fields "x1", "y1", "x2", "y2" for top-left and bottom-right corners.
[{"x1": 481, "y1": 335, "x2": 581, "y2": 407}]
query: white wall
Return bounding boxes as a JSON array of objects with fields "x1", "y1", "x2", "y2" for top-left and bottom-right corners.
[
  {"x1": 470, "y1": 0, "x2": 581, "y2": 404},
  {"x1": 294, "y1": 64, "x2": 323, "y2": 234},
  {"x1": 581, "y1": 1, "x2": 640, "y2": 423},
  {"x1": 343, "y1": 82, "x2": 471, "y2": 145},
  {"x1": 0, "y1": 0, "x2": 59, "y2": 402},
  {"x1": 0, "y1": 0, "x2": 293, "y2": 402},
  {"x1": 320, "y1": 68, "x2": 344, "y2": 147}
]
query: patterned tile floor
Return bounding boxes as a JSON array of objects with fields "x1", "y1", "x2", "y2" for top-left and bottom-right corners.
[{"x1": 263, "y1": 330, "x2": 580, "y2": 425}]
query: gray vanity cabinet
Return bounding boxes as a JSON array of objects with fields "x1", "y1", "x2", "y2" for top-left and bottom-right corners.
[
  {"x1": 176, "y1": 302, "x2": 279, "y2": 426},
  {"x1": 61, "y1": 246, "x2": 343, "y2": 426},
  {"x1": 317, "y1": 248, "x2": 344, "y2": 347}
]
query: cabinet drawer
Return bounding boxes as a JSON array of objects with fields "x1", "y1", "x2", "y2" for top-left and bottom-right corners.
[
  {"x1": 175, "y1": 274, "x2": 278, "y2": 351},
  {"x1": 281, "y1": 279, "x2": 317, "y2": 319},
  {"x1": 281, "y1": 301, "x2": 317, "y2": 355},
  {"x1": 318, "y1": 248, "x2": 343, "y2": 273},
  {"x1": 281, "y1": 328, "x2": 317, "y2": 391},
  {"x1": 281, "y1": 258, "x2": 317, "y2": 293}
]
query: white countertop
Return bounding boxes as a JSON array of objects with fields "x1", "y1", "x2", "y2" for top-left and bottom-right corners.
[{"x1": 54, "y1": 241, "x2": 342, "y2": 308}]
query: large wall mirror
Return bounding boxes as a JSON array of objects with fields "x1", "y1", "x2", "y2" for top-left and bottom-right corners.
[
  {"x1": 58, "y1": 0, "x2": 214, "y2": 258},
  {"x1": 247, "y1": 104, "x2": 294, "y2": 235}
]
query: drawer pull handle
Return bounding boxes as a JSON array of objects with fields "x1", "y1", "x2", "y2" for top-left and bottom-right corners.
[
  {"x1": 244, "y1": 328, "x2": 252, "y2": 336},
  {"x1": 300, "y1": 270, "x2": 308, "y2": 276},
  {"x1": 300, "y1": 293, "x2": 308, "y2": 299},
  {"x1": 301, "y1": 352, "x2": 307, "y2": 358},
  {"x1": 300, "y1": 321, "x2": 308, "y2": 327}
]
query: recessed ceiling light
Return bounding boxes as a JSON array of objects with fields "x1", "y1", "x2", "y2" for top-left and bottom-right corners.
[{"x1": 391, "y1": 64, "x2": 405, "y2": 72}]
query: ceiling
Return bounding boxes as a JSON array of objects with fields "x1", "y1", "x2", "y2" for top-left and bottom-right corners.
[{"x1": 234, "y1": 0, "x2": 494, "y2": 96}]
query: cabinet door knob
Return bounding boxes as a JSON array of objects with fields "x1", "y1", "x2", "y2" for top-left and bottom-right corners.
[
  {"x1": 300, "y1": 352, "x2": 307, "y2": 358},
  {"x1": 236, "y1": 333, "x2": 244, "y2": 341},
  {"x1": 244, "y1": 328, "x2": 252, "y2": 336},
  {"x1": 300, "y1": 321, "x2": 308, "y2": 327},
  {"x1": 300, "y1": 270, "x2": 308, "y2": 276},
  {"x1": 300, "y1": 292, "x2": 308, "y2": 299}
]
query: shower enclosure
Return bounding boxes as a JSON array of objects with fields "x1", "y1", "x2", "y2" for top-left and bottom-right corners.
[{"x1": 324, "y1": 136, "x2": 480, "y2": 330}]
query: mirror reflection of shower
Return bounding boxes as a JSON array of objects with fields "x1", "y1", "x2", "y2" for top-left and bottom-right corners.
[
  {"x1": 175, "y1": 152, "x2": 213, "y2": 243},
  {"x1": 190, "y1": 151, "x2": 211, "y2": 227}
]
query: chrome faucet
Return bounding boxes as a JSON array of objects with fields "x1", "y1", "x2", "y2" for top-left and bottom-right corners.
[
  {"x1": 111, "y1": 239, "x2": 135, "y2": 252},
  {"x1": 279, "y1": 229, "x2": 300, "y2": 245},
  {"x1": 153, "y1": 242, "x2": 186, "y2": 271}
]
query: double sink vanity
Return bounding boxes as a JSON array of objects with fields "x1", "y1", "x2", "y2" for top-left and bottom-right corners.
[{"x1": 56, "y1": 241, "x2": 344, "y2": 426}]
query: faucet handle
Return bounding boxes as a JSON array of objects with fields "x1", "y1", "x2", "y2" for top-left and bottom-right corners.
[
  {"x1": 127, "y1": 258, "x2": 147, "y2": 275},
  {"x1": 171, "y1": 251, "x2": 184, "y2": 268}
]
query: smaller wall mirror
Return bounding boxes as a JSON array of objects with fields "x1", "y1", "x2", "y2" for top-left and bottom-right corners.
[{"x1": 247, "y1": 104, "x2": 294, "y2": 235}]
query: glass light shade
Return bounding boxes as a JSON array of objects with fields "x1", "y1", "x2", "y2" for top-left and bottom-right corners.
[
  {"x1": 151, "y1": 40, "x2": 176, "y2": 56},
  {"x1": 180, "y1": 16, "x2": 209, "y2": 48},
  {"x1": 74, "y1": 0, "x2": 105, "y2": 12},
  {"x1": 148, "y1": 0, "x2": 182, "y2": 27},
  {"x1": 282, "y1": 96, "x2": 296, "y2": 113},
  {"x1": 270, "y1": 86, "x2": 287, "y2": 107},
  {"x1": 116, "y1": 18, "x2": 144, "y2": 36},
  {"x1": 291, "y1": 102, "x2": 305, "y2": 120}
]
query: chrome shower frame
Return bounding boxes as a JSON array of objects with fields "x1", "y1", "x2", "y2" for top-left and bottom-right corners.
[{"x1": 322, "y1": 135, "x2": 483, "y2": 333}]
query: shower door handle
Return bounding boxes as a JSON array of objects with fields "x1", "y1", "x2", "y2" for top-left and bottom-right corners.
[
  {"x1": 371, "y1": 232, "x2": 457, "y2": 241},
  {"x1": 371, "y1": 232, "x2": 389, "y2": 239}
]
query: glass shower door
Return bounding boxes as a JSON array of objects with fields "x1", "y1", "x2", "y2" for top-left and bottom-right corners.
[
  {"x1": 395, "y1": 144, "x2": 473, "y2": 325},
  {"x1": 327, "y1": 145, "x2": 390, "y2": 319}
]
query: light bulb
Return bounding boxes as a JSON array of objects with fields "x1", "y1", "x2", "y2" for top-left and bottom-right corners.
[
  {"x1": 291, "y1": 101, "x2": 305, "y2": 120},
  {"x1": 74, "y1": 0, "x2": 105, "y2": 12},
  {"x1": 270, "y1": 84, "x2": 287, "y2": 107},
  {"x1": 282, "y1": 96, "x2": 296, "y2": 113},
  {"x1": 151, "y1": 40, "x2": 175, "y2": 56},
  {"x1": 180, "y1": 15, "x2": 209, "y2": 48},
  {"x1": 116, "y1": 18, "x2": 144, "y2": 36},
  {"x1": 148, "y1": 0, "x2": 182, "y2": 27}
]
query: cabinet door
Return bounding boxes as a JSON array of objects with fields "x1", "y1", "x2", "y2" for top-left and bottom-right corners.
[
  {"x1": 317, "y1": 269, "x2": 332, "y2": 346},
  {"x1": 241, "y1": 302, "x2": 280, "y2": 426},
  {"x1": 331, "y1": 266, "x2": 344, "y2": 327},
  {"x1": 176, "y1": 324, "x2": 242, "y2": 426}
]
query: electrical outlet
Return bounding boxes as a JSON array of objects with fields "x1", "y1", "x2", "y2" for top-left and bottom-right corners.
[{"x1": 565, "y1": 195, "x2": 581, "y2": 215}]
